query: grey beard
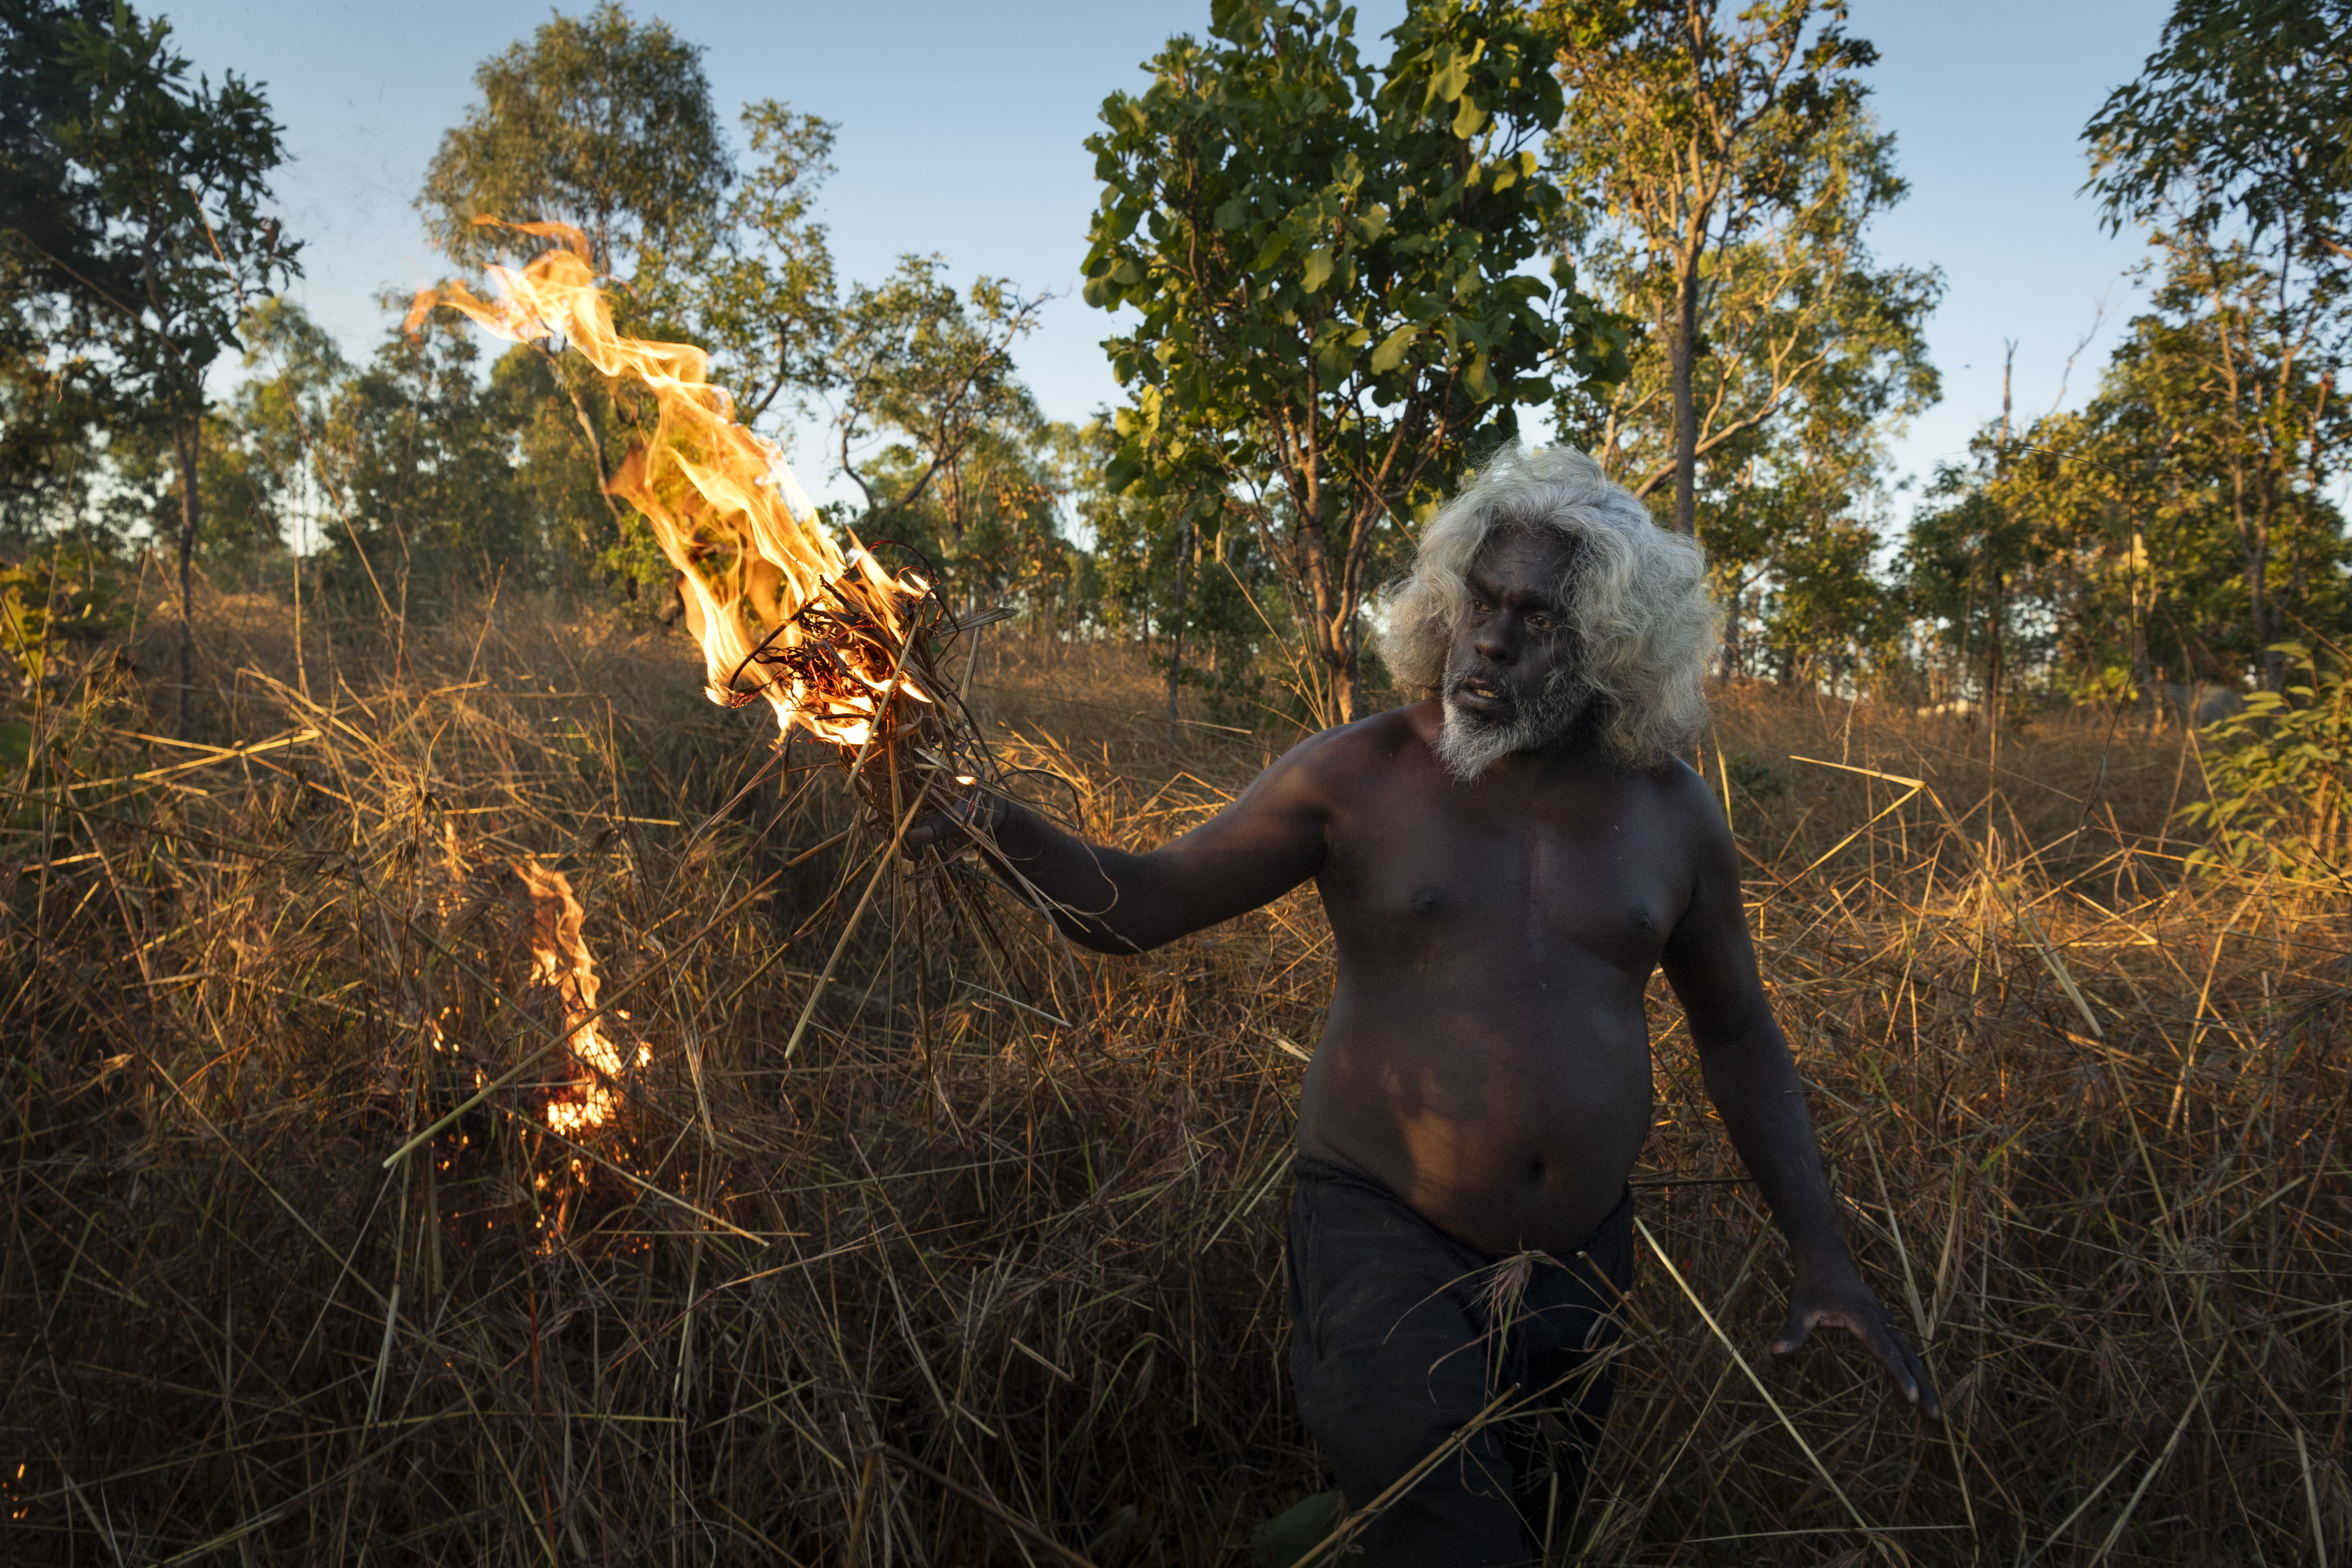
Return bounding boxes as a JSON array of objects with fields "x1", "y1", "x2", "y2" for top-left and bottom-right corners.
[{"x1": 1433, "y1": 675, "x2": 1593, "y2": 784}]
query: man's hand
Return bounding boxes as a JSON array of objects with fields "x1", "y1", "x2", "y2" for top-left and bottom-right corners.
[
  {"x1": 900, "y1": 785, "x2": 997, "y2": 859},
  {"x1": 1771, "y1": 1250, "x2": 1942, "y2": 1419}
]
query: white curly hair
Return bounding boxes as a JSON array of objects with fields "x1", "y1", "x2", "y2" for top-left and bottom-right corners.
[{"x1": 1376, "y1": 443, "x2": 1718, "y2": 769}]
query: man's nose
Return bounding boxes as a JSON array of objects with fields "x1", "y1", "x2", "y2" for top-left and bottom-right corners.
[{"x1": 1472, "y1": 614, "x2": 1518, "y2": 663}]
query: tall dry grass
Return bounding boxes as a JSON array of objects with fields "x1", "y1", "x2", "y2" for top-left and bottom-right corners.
[{"x1": 1, "y1": 581, "x2": 2346, "y2": 1565}]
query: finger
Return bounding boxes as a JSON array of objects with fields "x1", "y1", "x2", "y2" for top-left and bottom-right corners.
[
  {"x1": 1769, "y1": 1305, "x2": 1815, "y2": 1357},
  {"x1": 1868, "y1": 1321, "x2": 1937, "y2": 1416},
  {"x1": 1874, "y1": 1325, "x2": 1920, "y2": 1402},
  {"x1": 1904, "y1": 1340, "x2": 1944, "y2": 1420},
  {"x1": 1915, "y1": 1370, "x2": 1944, "y2": 1421}
]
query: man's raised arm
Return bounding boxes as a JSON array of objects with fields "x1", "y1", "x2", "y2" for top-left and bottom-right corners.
[
  {"x1": 904, "y1": 736, "x2": 1333, "y2": 955},
  {"x1": 1656, "y1": 767, "x2": 1942, "y2": 1419}
]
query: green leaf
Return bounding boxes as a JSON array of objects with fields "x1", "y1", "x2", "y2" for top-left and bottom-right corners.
[
  {"x1": 1214, "y1": 196, "x2": 1249, "y2": 230},
  {"x1": 1370, "y1": 323, "x2": 1418, "y2": 373},
  {"x1": 1461, "y1": 350, "x2": 1494, "y2": 402},
  {"x1": 1433, "y1": 47, "x2": 1470, "y2": 104},
  {"x1": 1301, "y1": 247, "x2": 1334, "y2": 293},
  {"x1": 1451, "y1": 93, "x2": 1485, "y2": 140}
]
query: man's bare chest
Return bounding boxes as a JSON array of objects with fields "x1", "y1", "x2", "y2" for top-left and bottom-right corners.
[{"x1": 1313, "y1": 785, "x2": 1691, "y2": 978}]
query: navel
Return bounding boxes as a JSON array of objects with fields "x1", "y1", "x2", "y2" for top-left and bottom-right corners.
[
  {"x1": 1629, "y1": 905, "x2": 1655, "y2": 934},
  {"x1": 1408, "y1": 885, "x2": 1445, "y2": 915}
]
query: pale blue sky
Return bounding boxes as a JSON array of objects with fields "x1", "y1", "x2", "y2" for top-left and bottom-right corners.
[{"x1": 164, "y1": 0, "x2": 2176, "y2": 520}]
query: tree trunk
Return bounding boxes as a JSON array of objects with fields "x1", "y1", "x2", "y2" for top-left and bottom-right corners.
[
  {"x1": 1718, "y1": 586, "x2": 1742, "y2": 682},
  {"x1": 1166, "y1": 521, "x2": 1188, "y2": 752},
  {"x1": 174, "y1": 403, "x2": 201, "y2": 738},
  {"x1": 1292, "y1": 504, "x2": 1356, "y2": 727},
  {"x1": 1344, "y1": 628, "x2": 1363, "y2": 721},
  {"x1": 2231, "y1": 466, "x2": 2276, "y2": 693},
  {"x1": 2251, "y1": 537, "x2": 2277, "y2": 692},
  {"x1": 1317, "y1": 616, "x2": 1358, "y2": 725},
  {"x1": 1988, "y1": 347, "x2": 2013, "y2": 743},
  {"x1": 1986, "y1": 566, "x2": 2004, "y2": 732},
  {"x1": 1669, "y1": 253, "x2": 1700, "y2": 537},
  {"x1": 541, "y1": 346, "x2": 634, "y2": 582},
  {"x1": 2130, "y1": 510, "x2": 2156, "y2": 729}
]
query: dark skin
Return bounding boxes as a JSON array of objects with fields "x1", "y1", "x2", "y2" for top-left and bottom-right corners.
[{"x1": 910, "y1": 531, "x2": 1940, "y2": 1418}]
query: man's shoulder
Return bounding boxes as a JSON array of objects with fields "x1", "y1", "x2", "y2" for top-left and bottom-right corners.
[
  {"x1": 1290, "y1": 703, "x2": 1437, "y2": 771},
  {"x1": 1255, "y1": 703, "x2": 1437, "y2": 801},
  {"x1": 1627, "y1": 752, "x2": 1738, "y2": 860}
]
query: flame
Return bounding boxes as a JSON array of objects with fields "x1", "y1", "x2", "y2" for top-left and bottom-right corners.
[
  {"x1": 514, "y1": 859, "x2": 645, "y2": 1134},
  {"x1": 408, "y1": 219, "x2": 933, "y2": 750}
]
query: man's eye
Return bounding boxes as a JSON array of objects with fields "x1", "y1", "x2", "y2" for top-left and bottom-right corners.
[{"x1": 1527, "y1": 614, "x2": 1554, "y2": 631}]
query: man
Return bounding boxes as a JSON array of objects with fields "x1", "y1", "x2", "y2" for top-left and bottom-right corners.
[{"x1": 909, "y1": 444, "x2": 1938, "y2": 1564}]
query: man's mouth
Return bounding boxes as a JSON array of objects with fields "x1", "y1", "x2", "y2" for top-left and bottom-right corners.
[{"x1": 1448, "y1": 677, "x2": 1515, "y2": 716}]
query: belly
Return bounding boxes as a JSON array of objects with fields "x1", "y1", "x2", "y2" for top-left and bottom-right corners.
[{"x1": 1295, "y1": 972, "x2": 1654, "y2": 1254}]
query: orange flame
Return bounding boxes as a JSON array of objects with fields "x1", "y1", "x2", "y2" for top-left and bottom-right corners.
[
  {"x1": 408, "y1": 218, "x2": 932, "y2": 750},
  {"x1": 514, "y1": 859, "x2": 644, "y2": 1134}
]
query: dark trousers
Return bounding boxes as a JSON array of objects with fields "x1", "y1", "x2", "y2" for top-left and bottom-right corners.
[{"x1": 1286, "y1": 1156, "x2": 1635, "y2": 1567}]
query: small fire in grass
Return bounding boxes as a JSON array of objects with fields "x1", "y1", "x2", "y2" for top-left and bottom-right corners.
[
  {"x1": 515, "y1": 859, "x2": 645, "y2": 1135},
  {"x1": 407, "y1": 218, "x2": 983, "y2": 825}
]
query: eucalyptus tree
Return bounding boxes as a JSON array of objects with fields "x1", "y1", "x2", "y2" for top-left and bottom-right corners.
[
  {"x1": 4, "y1": 0, "x2": 298, "y2": 731},
  {"x1": 2, "y1": 0, "x2": 110, "y2": 533},
  {"x1": 693, "y1": 101, "x2": 839, "y2": 428},
  {"x1": 1085, "y1": 0, "x2": 1624, "y2": 723},
  {"x1": 2087, "y1": 0, "x2": 2352, "y2": 283},
  {"x1": 1548, "y1": 0, "x2": 1923, "y2": 541},
  {"x1": 830, "y1": 256, "x2": 1047, "y2": 551},
  {"x1": 2088, "y1": 0, "x2": 2352, "y2": 692},
  {"x1": 419, "y1": 3, "x2": 725, "y2": 578},
  {"x1": 419, "y1": 5, "x2": 840, "y2": 600},
  {"x1": 419, "y1": 1, "x2": 727, "y2": 284},
  {"x1": 1900, "y1": 449, "x2": 2063, "y2": 718}
]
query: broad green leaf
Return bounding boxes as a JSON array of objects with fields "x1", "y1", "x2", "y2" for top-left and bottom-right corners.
[
  {"x1": 1301, "y1": 247, "x2": 1334, "y2": 292},
  {"x1": 1433, "y1": 48, "x2": 1469, "y2": 104},
  {"x1": 1370, "y1": 323, "x2": 1418, "y2": 373},
  {"x1": 1461, "y1": 349, "x2": 1493, "y2": 402}
]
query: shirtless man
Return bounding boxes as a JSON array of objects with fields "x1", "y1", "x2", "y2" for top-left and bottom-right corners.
[{"x1": 909, "y1": 444, "x2": 1938, "y2": 1564}]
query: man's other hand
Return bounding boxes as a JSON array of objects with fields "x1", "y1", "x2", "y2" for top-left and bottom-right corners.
[{"x1": 1770, "y1": 1254, "x2": 1942, "y2": 1419}]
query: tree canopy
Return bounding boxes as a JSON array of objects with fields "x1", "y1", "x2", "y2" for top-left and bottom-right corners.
[
  {"x1": 1085, "y1": 0, "x2": 1624, "y2": 721},
  {"x1": 2, "y1": 0, "x2": 297, "y2": 729},
  {"x1": 9, "y1": 0, "x2": 2352, "y2": 740}
]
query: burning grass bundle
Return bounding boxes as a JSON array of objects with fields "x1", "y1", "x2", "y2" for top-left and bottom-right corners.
[
  {"x1": 407, "y1": 218, "x2": 1008, "y2": 850},
  {"x1": 4, "y1": 586, "x2": 2352, "y2": 1565}
]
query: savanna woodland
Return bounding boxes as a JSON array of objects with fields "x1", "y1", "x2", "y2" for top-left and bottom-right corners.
[{"x1": 4, "y1": 0, "x2": 2352, "y2": 1562}]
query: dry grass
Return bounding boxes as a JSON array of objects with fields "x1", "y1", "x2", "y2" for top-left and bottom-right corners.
[{"x1": 2, "y1": 582, "x2": 2347, "y2": 1565}]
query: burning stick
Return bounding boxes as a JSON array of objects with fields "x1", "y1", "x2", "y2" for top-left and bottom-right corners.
[{"x1": 407, "y1": 217, "x2": 998, "y2": 837}]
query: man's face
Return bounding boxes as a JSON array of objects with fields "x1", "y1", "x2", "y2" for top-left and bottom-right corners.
[{"x1": 1434, "y1": 529, "x2": 1587, "y2": 781}]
